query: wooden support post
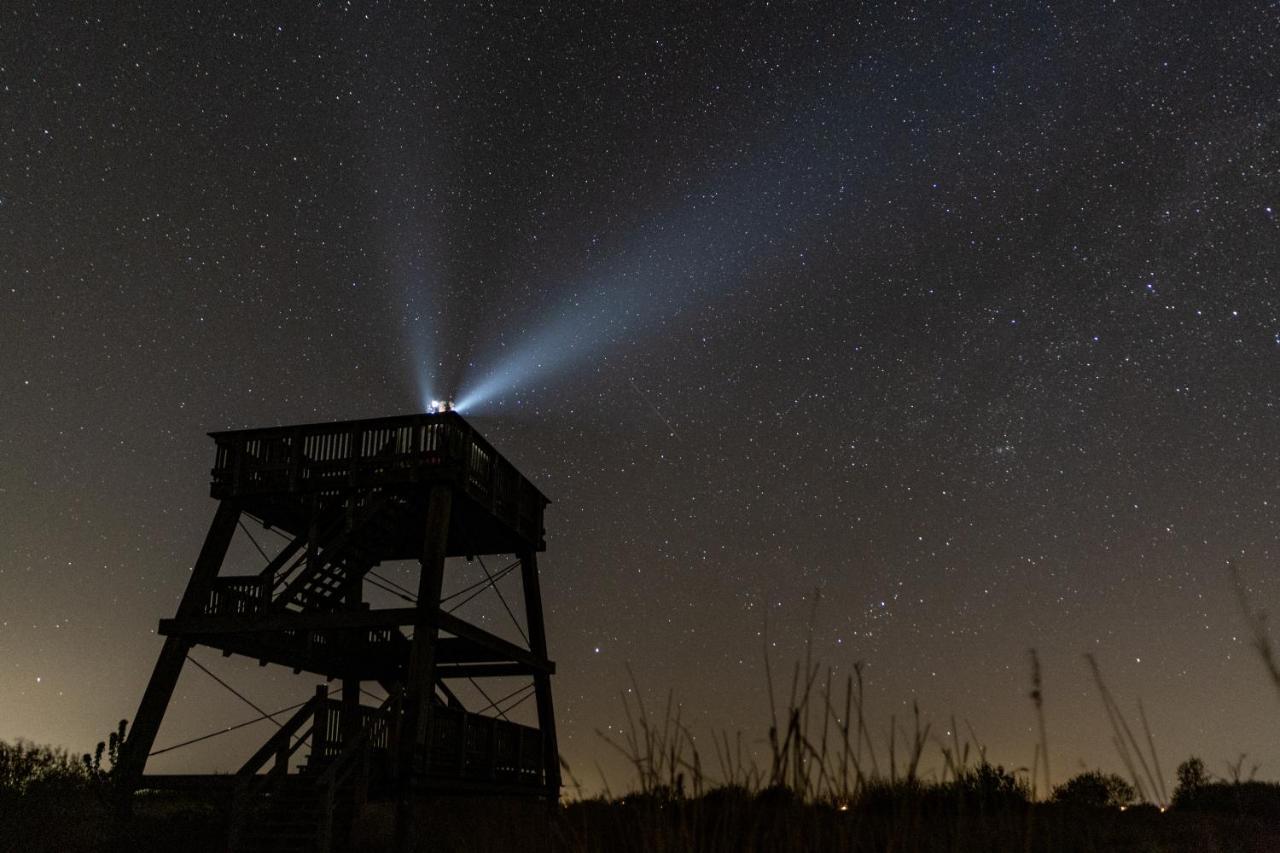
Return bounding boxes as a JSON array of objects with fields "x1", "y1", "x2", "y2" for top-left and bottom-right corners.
[
  {"x1": 314, "y1": 684, "x2": 330, "y2": 764},
  {"x1": 487, "y1": 716, "x2": 498, "y2": 781},
  {"x1": 342, "y1": 678, "x2": 361, "y2": 743},
  {"x1": 520, "y1": 550, "x2": 561, "y2": 799},
  {"x1": 396, "y1": 485, "x2": 452, "y2": 852},
  {"x1": 458, "y1": 714, "x2": 468, "y2": 777},
  {"x1": 342, "y1": 563, "x2": 363, "y2": 744},
  {"x1": 115, "y1": 500, "x2": 241, "y2": 807},
  {"x1": 306, "y1": 495, "x2": 320, "y2": 575},
  {"x1": 398, "y1": 485, "x2": 453, "y2": 774}
]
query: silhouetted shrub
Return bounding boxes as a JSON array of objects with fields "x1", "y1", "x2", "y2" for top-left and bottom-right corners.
[
  {"x1": 1173, "y1": 780, "x2": 1280, "y2": 819},
  {"x1": 1051, "y1": 770, "x2": 1135, "y2": 808},
  {"x1": 755, "y1": 782, "x2": 802, "y2": 809},
  {"x1": 698, "y1": 783, "x2": 752, "y2": 808},
  {"x1": 931, "y1": 762, "x2": 1029, "y2": 811},
  {"x1": 1173, "y1": 756, "x2": 1209, "y2": 806},
  {"x1": 0, "y1": 739, "x2": 88, "y2": 798},
  {"x1": 855, "y1": 778, "x2": 925, "y2": 815}
]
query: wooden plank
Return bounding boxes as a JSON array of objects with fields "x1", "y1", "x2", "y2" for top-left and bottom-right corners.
[
  {"x1": 160, "y1": 607, "x2": 422, "y2": 634},
  {"x1": 435, "y1": 662, "x2": 549, "y2": 679},
  {"x1": 182, "y1": 632, "x2": 554, "y2": 683},
  {"x1": 136, "y1": 774, "x2": 241, "y2": 792}
]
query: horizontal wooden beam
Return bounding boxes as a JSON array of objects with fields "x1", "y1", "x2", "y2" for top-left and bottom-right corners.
[
  {"x1": 160, "y1": 607, "x2": 421, "y2": 635},
  {"x1": 191, "y1": 633, "x2": 374, "y2": 681},
  {"x1": 436, "y1": 662, "x2": 551, "y2": 679},
  {"x1": 436, "y1": 610, "x2": 551, "y2": 674},
  {"x1": 136, "y1": 774, "x2": 240, "y2": 792},
  {"x1": 162, "y1": 608, "x2": 554, "y2": 675}
]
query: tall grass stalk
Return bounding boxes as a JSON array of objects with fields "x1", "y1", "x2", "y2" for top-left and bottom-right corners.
[
  {"x1": 1029, "y1": 649, "x2": 1050, "y2": 800},
  {"x1": 1085, "y1": 654, "x2": 1167, "y2": 805},
  {"x1": 1230, "y1": 561, "x2": 1280, "y2": 698}
]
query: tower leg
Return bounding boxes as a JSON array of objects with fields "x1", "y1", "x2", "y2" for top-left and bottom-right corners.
[
  {"x1": 520, "y1": 551, "x2": 561, "y2": 799},
  {"x1": 395, "y1": 485, "x2": 452, "y2": 851},
  {"x1": 115, "y1": 500, "x2": 241, "y2": 805}
]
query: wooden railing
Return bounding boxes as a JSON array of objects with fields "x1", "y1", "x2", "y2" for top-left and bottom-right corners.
[
  {"x1": 310, "y1": 697, "x2": 394, "y2": 766},
  {"x1": 423, "y1": 705, "x2": 545, "y2": 787},
  {"x1": 203, "y1": 576, "x2": 270, "y2": 616},
  {"x1": 299, "y1": 690, "x2": 547, "y2": 788},
  {"x1": 315, "y1": 690, "x2": 402, "y2": 853},
  {"x1": 226, "y1": 687, "x2": 546, "y2": 852},
  {"x1": 209, "y1": 412, "x2": 547, "y2": 548}
]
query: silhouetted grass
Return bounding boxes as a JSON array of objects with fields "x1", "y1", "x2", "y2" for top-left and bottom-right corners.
[
  {"x1": 518, "y1": 637, "x2": 1280, "y2": 853},
  {"x1": 11, "y1": 626, "x2": 1280, "y2": 851}
]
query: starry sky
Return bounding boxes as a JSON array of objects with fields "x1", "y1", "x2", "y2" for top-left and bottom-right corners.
[{"x1": 3, "y1": 2, "x2": 1279, "y2": 794}]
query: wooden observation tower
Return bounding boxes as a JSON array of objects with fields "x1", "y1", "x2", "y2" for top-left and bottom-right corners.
[{"x1": 115, "y1": 411, "x2": 559, "y2": 850}]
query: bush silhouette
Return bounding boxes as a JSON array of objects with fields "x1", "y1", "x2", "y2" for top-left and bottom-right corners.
[
  {"x1": 1051, "y1": 770, "x2": 1135, "y2": 808},
  {"x1": 1173, "y1": 756, "x2": 1208, "y2": 806},
  {"x1": 950, "y1": 762, "x2": 1028, "y2": 807},
  {"x1": 0, "y1": 739, "x2": 88, "y2": 798},
  {"x1": 910, "y1": 762, "x2": 1029, "y2": 814}
]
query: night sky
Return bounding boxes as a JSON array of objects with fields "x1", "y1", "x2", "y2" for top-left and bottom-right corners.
[{"x1": 3, "y1": 2, "x2": 1279, "y2": 794}]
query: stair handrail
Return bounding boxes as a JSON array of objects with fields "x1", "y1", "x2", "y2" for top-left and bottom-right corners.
[
  {"x1": 272, "y1": 493, "x2": 393, "y2": 609},
  {"x1": 227, "y1": 689, "x2": 326, "y2": 851},
  {"x1": 315, "y1": 688, "x2": 403, "y2": 853},
  {"x1": 258, "y1": 494, "x2": 372, "y2": 595},
  {"x1": 235, "y1": 691, "x2": 323, "y2": 777},
  {"x1": 263, "y1": 505, "x2": 352, "y2": 597}
]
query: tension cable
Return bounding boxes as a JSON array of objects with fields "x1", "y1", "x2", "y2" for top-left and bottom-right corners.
[
  {"x1": 476, "y1": 555, "x2": 528, "y2": 644},
  {"x1": 237, "y1": 519, "x2": 272, "y2": 564},
  {"x1": 188, "y1": 656, "x2": 283, "y2": 729}
]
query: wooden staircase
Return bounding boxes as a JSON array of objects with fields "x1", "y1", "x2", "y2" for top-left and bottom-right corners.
[
  {"x1": 231, "y1": 775, "x2": 330, "y2": 853},
  {"x1": 270, "y1": 494, "x2": 401, "y2": 613},
  {"x1": 226, "y1": 690, "x2": 393, "y2": 853}
]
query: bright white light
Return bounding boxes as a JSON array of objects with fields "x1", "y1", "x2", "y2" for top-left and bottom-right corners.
[{"x1": 428, "y1": 399, "x2": 454, "y2": 414}]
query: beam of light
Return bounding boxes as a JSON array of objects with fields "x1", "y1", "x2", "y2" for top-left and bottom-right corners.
[
  {"x1": 453, "y1": 105, "x2": 870, "y2": 414},
  {"x1": 431, "y1": 37, "x2": 1049, "y2": 413},
  {"x1": 386, "y1": 201, "x2": 448, "y2": 413},
  {"x1": 370, "y1": 118, "x2": 466, "y2": 416},
  {"x1": 401, "y1": 263, "x2": 448, "y2": 413},
  {"x1": 393, "y1": 225, "x2": 465, "y2": 414}
]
